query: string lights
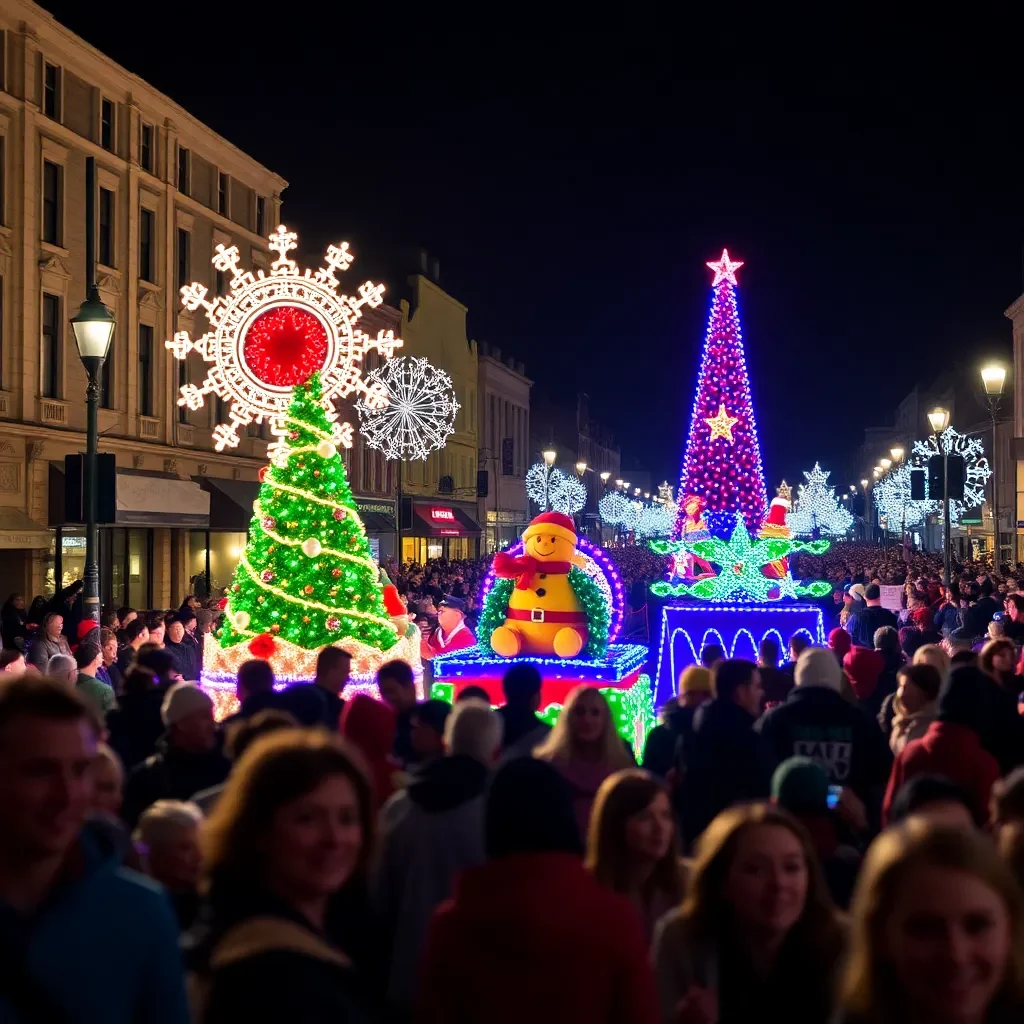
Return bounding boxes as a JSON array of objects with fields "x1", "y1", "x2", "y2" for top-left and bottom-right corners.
[
  {"x1": 910, "y1": 426, "x2": 991, "y2": 525},
  {"x1": 525, "y1": 462, "x2": 586, "y2": 515},
  {"x1": 786, "y1": 463, "x2": 855, "y2": 537}
]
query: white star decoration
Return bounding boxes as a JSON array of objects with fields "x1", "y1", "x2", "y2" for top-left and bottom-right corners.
[{"x1": 706, "y1": 248, "x2": 744, "y2": 287}]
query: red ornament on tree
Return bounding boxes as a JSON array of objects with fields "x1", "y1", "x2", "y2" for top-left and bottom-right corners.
[
  {"x1": 331, "y1": 568, "x2": 341, "y2": 578},
  {"x1": 217, "y1": 597, "x2": 229, "y2": 610},
  {"x1": 258, "y1": 466, "x2": 269, "y2": 482},
  {"x1": 248, "y1": 632, "x2": 277, "y2": 659},
  {"x1": 261, "y1": 569, "x2": 275, "y2": 583},
  {"x1": 333, "y1": 508, "x2": 344, "y2": 521},
  {"x1": 326, "y1": 616, "x2": 341, "y2": 631},
  {"x1": 242, "y1": 305, "x2": 329, "y2": 388}
]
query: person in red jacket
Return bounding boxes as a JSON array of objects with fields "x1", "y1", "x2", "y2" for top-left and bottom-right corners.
[
  {"x1": 419, "y1": 595, "x2": 476, "y2": 661},
  {"x1": 883, "y1": 666, "x2": 1001, "y2": 826},
  {"x1": 416, "y1": 758, "x2": 659, "y2": 1024}
]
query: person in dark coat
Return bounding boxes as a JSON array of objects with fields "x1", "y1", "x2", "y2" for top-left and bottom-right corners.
[
  {"x1": 757, "y1": 647, "x2": 893, "y2": 831},
  {"x1": 846, "y1": 583, "x2": 898, "y2": 648},
  {"x1": 680, "y1": 659, "x2": 770, "y2": 848},
  {"x1": 223, "y1": 658, "x2": 328, "y2": 729},
  {"x1": 121, "y1": 683, "x2": 230, "y2": 827},
  {"x1": 495, "y1": 663, "x2": 551, "y2": 761},
  {"x1": 105, "y1": 667, "x2": 168, "y2": 770},
  {"x1": 416, "y1": 758, "x2": 659, "y2": 1024},
  {"x1": 164, "y1": 615, "x2": 200, "y2": 681},
  {"x1": 757, "y1": 636, "x2": 793, "y2": 709},
  {"x1": 641, "y1": 666, "x2": 712, "y2": 777},
  {"x1": 287, "y1": 646, "x2": 350, "y2": 730},
  {"x1": 0, "y1": 592, "x2": 30, "y2": 646}
]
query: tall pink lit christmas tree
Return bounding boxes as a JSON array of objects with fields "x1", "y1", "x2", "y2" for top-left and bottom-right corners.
[{"x1": 673, "y1": 249, "x2": 768, "y2": 535}]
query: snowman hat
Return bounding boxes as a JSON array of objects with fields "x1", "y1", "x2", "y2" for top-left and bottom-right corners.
[{"x1": 523, "y1": 511, "x2": 577, "y2": 546}]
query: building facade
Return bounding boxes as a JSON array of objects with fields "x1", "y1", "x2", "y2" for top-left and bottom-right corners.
[
  {"x1": 477, "y1": 341, "x2": 530, "y2": 551},
  {"x1": 0, "y1": 2, "x2": 286, "y2": 604},
  {"x1": 397, "y1": 269, "x2": 481, "y2": 561}
]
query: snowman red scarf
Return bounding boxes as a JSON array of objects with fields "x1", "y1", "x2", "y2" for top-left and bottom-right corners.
[{"x1": 492, "y1": 551, "x2": 572, "y2": 591}]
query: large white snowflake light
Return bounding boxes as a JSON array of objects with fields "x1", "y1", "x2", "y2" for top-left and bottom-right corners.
[
  {"x1": 166, "y1": 224, "x2": 401, "y2": 452},
  {"x1": 356, "y1": 356, "x2": 459, "y2": 461},
  {"x1": 910, "y1": 426, "x2": 991, "y2": 525}
]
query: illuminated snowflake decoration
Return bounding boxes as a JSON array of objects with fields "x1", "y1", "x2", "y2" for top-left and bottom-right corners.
[
  {"x1": 872, "y1": 462, "x2": 931, "y2": 532},
  {"x1": 526, "y1": 463, "x2": 585, "y2": 514},
  {"x1": 909, "y1": 426, "x2": 991, "y2": 525},
  {"x1": 356, "y1": 356, "x2": 459, "y2": 461},
  {"x1": 786, "y1": 463, "x2": 854, "y2": 537},
  {"x1": 599, "y1": 491, "x2": 629, "y2": 525},
  {"x1": 166, "y1": 224, "x2": 401, "y2": 452},
  {"x1": 551, "y1": 475, "x2": 588, "y2": 516},
  {"x1": 636, "y1": 503, "x2": 675, "y2": 538}
]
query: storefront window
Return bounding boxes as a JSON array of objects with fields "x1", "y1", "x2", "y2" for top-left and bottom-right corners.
[
  {"x1": 128, "y1": 529, "x2": 150, "y2": 608},
  {"x1": 189, "y1": 531, "x2": 246, "y2": 596},
  {"x1": 60, "y1": 529, "x2": 86, "y2": 590}
]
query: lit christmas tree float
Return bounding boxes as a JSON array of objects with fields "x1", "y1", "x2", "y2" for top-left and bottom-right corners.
[
  {"x1": 650, "y1": 250, "x2": 830, "y2": 704},
  {"x1": 786, "y1": 463, "x2": 855, "y2": 538},
  {"x1": 166, "y1": 225, "x2": 421, "y2": 714}
]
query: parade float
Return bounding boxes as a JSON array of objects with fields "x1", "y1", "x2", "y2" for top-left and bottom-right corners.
[
  {"x1": 430, "y1": 516, "x2": 654, "y2": 748},
  {"x1": 649, "y1": 250, "x2": 831, "y2": 706},
  {"x1": 165, "y1": 225, "x2": 422, "y2": 717}
]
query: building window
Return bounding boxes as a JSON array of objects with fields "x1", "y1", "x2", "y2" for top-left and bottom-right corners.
[
  {"x1": 218, "y1": 172, "x2": 228, "y2": 216},
  {"x1": 178, "y1": 360, "x2": 188, "y2": 423},
  {"x1": 176, "y1": 228, "x2": 190, "y2": 288},
  {"x1": 139, "y1": 208, "x2": 154, "y2": 282},
  {"x1": 98, "y1": 188, "x2": 114, "y2": 267},
  {"x1": 42, "y1": 160, "x2": 61, "y2": 245},
  {"x1": 215, "y1": 268, "x2": 226, "y2": 296},
  {"x1": 177, "y1": 145, "x2": 190, "y2": 194},
  {"x1": 100, "y1": 98, "x2": 114, "y2": 151},
  {"x1": 255, "y1": 195, "x2": 265, "y2": 236},
  {"x1": 43, "y1": 62, "x2": 60, "y2": 120},
  {"x1": 140, "y1": 123, "x2": 153, "y2": 172},
  {"x1": 138, "y1": 324, "x2": 153, "y2": 416},
  {"x1": 41, "y1": 293, "x2": 60, "y2": 398},
  {"x1": 100, "y1": 336, "x2": 113, "y2": 409}
]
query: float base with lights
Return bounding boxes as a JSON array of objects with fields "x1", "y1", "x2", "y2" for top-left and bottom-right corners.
[
  {"x1": 166, "y1": 226, "x2": 422, "y2": 718},
  {"x1": 650, "y1": 250, "x2": 830, "y2": 705}
]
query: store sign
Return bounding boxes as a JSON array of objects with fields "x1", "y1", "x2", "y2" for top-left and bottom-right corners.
[
  {"x1": 438, "y1": 528, "x2": 460, "y2": 536},
  {"x1": 430, "y1": 507, "x2": 456, "y2": 522},
  {"x1": 355, "y1": 500, "x2": 395, "y2": 516}
]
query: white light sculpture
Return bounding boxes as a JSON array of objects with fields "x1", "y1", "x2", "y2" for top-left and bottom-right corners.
[
  {"x1": 356, "y1": 356, "x2": 459, "y2": 461},
  {"x1": 911, "y1": 425, "x2": 991, "y2": 525},
  {"x1": 599, "y1": 491, "x2": 630, "y2": 525},
  {"x1": 873, "y1": 462, "x2": 931, "y2": 531},
  {"x1": 636, "y1": 502, "x2": 675, "y2": 538},
  {"x1": 166, "y1": 224, "x2": 401, "y2": 451},
  {"x1": 551, "y1": 474, "x2": 588, "y2": 517},
  {"x1": 785, "y1": 463, "x2": 855, "y2": 537}
]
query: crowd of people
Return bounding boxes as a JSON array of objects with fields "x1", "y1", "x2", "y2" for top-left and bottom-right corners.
[{"x1": 2, "y1": 543, "x2": 1024, "y2": 1022}]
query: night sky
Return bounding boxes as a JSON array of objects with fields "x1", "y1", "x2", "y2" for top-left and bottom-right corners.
[{"x1": 44, "y1": 5, "x2": 1023, "y2": 491}]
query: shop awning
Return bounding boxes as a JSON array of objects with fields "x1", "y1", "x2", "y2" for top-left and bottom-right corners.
[
  {"x1": 353, "y1": 499, "x2": 396, "y2": 535},
  {"x1": 0, "y1": 508, "x2": 50, "y2": 549},
  {"x1": 198, "y1": 478, "x2": 261, "y2": 531},
  {"x1": 117, "y1": 472, "x2": 210, "y2": 527},
  {"x1": 412, "y1": 503, "x2": 482, "y2": 537}
]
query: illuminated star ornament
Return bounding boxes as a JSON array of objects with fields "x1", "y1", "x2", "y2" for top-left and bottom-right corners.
[
  {"x1": 705, "y1": 248, "x2": 744, "y2": 287},
  {"x1": 705, "y1": 404, "x2": 739, "y2": 442},
  {"x1": 166, "y1": 224, "x2": 402, "y2": 452}
]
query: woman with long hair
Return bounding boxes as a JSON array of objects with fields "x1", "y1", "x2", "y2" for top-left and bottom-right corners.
[
  {"x1": 652, "y1": 803, "x2": 844, "y2": 1024},
  {"x1": 840, "y1": 822, "x2": 1024, "y2": 1024},
  {"x1": 982, "y1": 638, "x2": 1024, "y2": 699},
  {"x1": 586, "y1": 769, "x2": 685, "y2": 941},
  {"x1": 535, "y1": 685, "x2": 634, "y2": 841},
  {"x1": 190, "y1": 729, "x2": 375, "y2": 1022}
]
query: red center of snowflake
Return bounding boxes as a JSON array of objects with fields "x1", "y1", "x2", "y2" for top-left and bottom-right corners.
[{"x1": 242, "y1": 305, "x2": 329, "y2": 387}]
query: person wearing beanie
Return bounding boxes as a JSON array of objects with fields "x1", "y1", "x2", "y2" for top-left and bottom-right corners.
[
  {"x1": 417, "y1": 759, "x2": 659, "y2": 1024},
  {"x1": 883, "y1": 666, "x2": 1002, "y2": 827},
  {"x1": 827, "y1": 626, "x2": 852, "y2": 663},
  {"x1": 757, "y1": 646, "x2": 893, "y2": 831},
  {"x1": 641, "y1": 665, "x2": 712, "y2": 779},
  {"x1": 843, "y1": 646, "x2": 888, "y2": 717},
  {"x1": 121, "y1": 682, "x2": 229, "y2": 827}
]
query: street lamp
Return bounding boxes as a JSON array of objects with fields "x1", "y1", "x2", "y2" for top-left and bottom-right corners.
[
  {"x1": 981, "y1": 363, "x2": 1007, "y2": 573},
  {"x1": 71, "y1": 156, "x2": 116, "y2": 626},
  {"x1": 541, "y1": 447, "x2": 557, "y2": 511},
  {"x1": 927, "y1": 406, "x2": 951, "y2": 586},
  {"x1": 890, "y1": 446, "x2": 904, "y2": 462},
  {"x1": 575, "y1": 461, "x2": 587, "y2": 475},
  {"x1": 600, "y1": 471, "x2": 610, "y2": 485}
]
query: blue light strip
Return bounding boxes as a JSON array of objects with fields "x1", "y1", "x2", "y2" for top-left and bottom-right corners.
[{"x1": 432, "y1": 642, "x2": 648, "y2": 685}]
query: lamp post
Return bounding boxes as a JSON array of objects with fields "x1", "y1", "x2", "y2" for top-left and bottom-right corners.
[
  {"x1": 861, "y1": 478, "x2": 870, "y2": 542},
  {"x1": 542, "y1": 447, "x2": 557, "y2": 512},
  {"x1": 927, "y1": 407, "x2": 951, "y2": 587},
  {"x1": 981, "y1": 364, "x2": 1007, "y2": 574},
  {"x1": 600, "y1": 471, "x2": 610, "y2": 486},
  {"x1": 879, "y1": 456, "x2": 892, "y2": 547},
  {"x1": 71, "y1": 158, "x2": 116, "y2": 625},
  {"x1": 890, "y1": 446, "x2": 906, "y2": 555}
]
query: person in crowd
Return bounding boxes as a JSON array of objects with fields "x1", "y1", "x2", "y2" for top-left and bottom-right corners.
[
  {"x1": 874, "y1": 623, "x2": 904, "y2": 691},
  {"x1": 292, "y1": 646, "x2": 351, "y2": 730},
  {"x1": 46, "y1": 651, "x2": 78, "y2": 689},
  {"x1": 177, "y1": 606, "x2": 202, "y2": 656},
  {"x1": 991, "y1": 769, "x2": 1024, "y2": 891},
  {"x1": 913, "y1": 641, "x2": 951, "y2": 676},
  {"x1": 965, "y1": 576, "x2": 1002, "y2": 636},
  {"x1": 144, "y1": 611, "x2": 166, "y2": 648},
  {"x1": 27, "y1": 611, "x2": 72, "y2": 670},
  {"x1": 0, "y1": 647, "x2": 26, "y2": 675},
  {"x1": 843, "y1": 643, "x2": 889, "y2": 719},
  {"x1": 933, "y1": 581, "x2": 962, "y2": 636},
  {"x1": 410, "y1": 698, "x2": 452, "y2": 766},
  {"x1": 653, "y1": 802, "x2": 845, "y2": 1024},
  {"x1": 758, "y1": 646, "x2": 892, "y2": 831},
  {"x1": 757, "y1": 635, "x2": 793, "y2": 708},
  {"x1": 456, "y1": 684, "x2": 491, "y2": 703},
  {"x1": 887, "y1": 774, "x2": 978, "y2": 829},
  {"x1": 787, "y1": 633, "x2": 810, "y2": 672},
  {"x1": 839, "y1": 822, "x2": 1024, "y2": 1024},
  {"x1": 191, "y1": 708, "x2": 298, "y2": 814},
  {"x1": 680, "y1": 659, "x2": 770, "y2": 848},
  {"x1": 534, "y1": 685, "x2": 635, "y2": 841},
  {"x1": 1003, "y1": 593, "x2": 1024, "y2": 644},
  {"x1": 133, "y1": 799, "x2": 204, "y2": 930},
  {"x1": 73, "y1": 640, "x2": 116, "y2": 723},
  {"x1": 134, "y1": 643, "x2": 182, "y2": 686},
  {"x1": 416, "y1": 757, "x2": 659, "y2": 1024},
  {"x1": 195, "y1": 608, "x2": 216, "y2": 653},
  {"x1": 884, "y1": 667, "x2": 1002, "y2": 826},
  {"x1": 121, "y1": 682, "x2": 230, "y2": 827},
  {"x1": 164, "y1": 614, "x2": 200, "y2": 681},
  {"x1": 91, "y1": 742, "x2": 125, "y2": 818},
  {"x1": 375, "y1": 700, "x2": 502, "y2": 1013},
  {"x1": 117, "y1": 618, "x2": 150, "y2": 673},
  {"x1": 944, "y1": 626, "x2": 978, "y2": 664},
  {"x1": 105, "y1": 666, "x2": 167, "y2": 771},
  {"x1": 827, "y1": 625, "x2": 853, "y2": 664},
  {"x1": 982, "y1": 637, "x2": 1024, "y2": 699},
  {"x1": 227, "y1": 657, "x2": 327, "y2": 728},
  {"x1": 190, "y1": 730, "x2": 375, "y2": 1022},
  {"x1": 642, "y1": 665, "x2": 712, "y2": 778},
  {"x1": 116, "y1": 606, "x2": 137, "y2": 629},
  {"x1": 770, "y1": 756, "x2": 861, "y2": 908},
  {"x1": 378, "y1": 658, "x2": 420, "y2": 765},
  {"x1": 906, "y1": 588, "x2": 935, "y2": 632},
  {"x1": 879, "y1": 662, "x2": 941, "y2": 755},
  {"x1": 1, "y1": 593, "x2": 31, "y2": 646},
  {"x1": 496, "y1": 662, "x2": 551, "y2": 761},
  {"x1": 340, "y1": 693, "x2": 398, "y2": 809},
  {"x1": 98, "y1": 626, "x2": 124, "y2": 693},
  {"x1": 586, "y1": 769, "x2": 686, "y2": 939},
  {"x1": 846, "y1": 582, "x2": 899, "y2": 648},
  {"x1": 419, "y1": 595, "x2": 476, "y2": 660},
  {"x1": 700, "y1": 643, "x2": 725, "y2": 670},
  {"x1": 840, "y1": 582, "x2": 867, "y2": 629},
  {"x1": 0, "y1": 676, "x2": 189, "y2": 1022}
]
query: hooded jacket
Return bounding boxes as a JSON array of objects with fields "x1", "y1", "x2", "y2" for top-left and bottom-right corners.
[
  {"x1": 0, "y1": 821, "x2": 189, "y2": 1023},
  {"x1": 340, "y1": 695, "x2": 398, "y2": 809},
  {"x1": 843, "y1": 647, "x2": 897, "y2": 719},
  {"x1": 374, "y1": 754, "x2": 489, "y2": 1010},
  {"x1": 105, "y1": 686, "x2": 167, "y2": 771}
]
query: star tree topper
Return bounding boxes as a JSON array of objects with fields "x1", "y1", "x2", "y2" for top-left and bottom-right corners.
[
  {"x1": 166, "y1": 225, "x2": 402, "y2": 452},
  {"x1": 705, "y1": 403, "x2": 739, "y2": 442},
  {"x1": 706, "y1": 248, "x2": 744, "y2": 287}
]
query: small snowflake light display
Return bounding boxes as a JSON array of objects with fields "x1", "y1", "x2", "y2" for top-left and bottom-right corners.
[
  {"x1": 166, "y1": 224, "x2": 401, "y2": 452},
  {"x1": 525, "y1": 463, "x2": 587, "y2": 515},
  {"x1": 356, "y1": 356, "x2": 459, "y2": 461},
  {"x1": 786, "y1": 463, "x2": 855, "y2": 537},
  {"x1": 872, "y1": 462, "x2": 930, "y2": 531},
  {"x1": 551, "y1": 474, "x2": 588, "y2": 517},
  {"x1": 907, "y1": 426, "x2": 991, "y2": 526}
]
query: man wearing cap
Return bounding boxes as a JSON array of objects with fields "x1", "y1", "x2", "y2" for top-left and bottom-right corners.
[
  {"x1": 121, "y1": 682, "x2": 229, "y2": 827},
  {"x1": 420, "y1": 596, "x2": 476, "y2": 661}
]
